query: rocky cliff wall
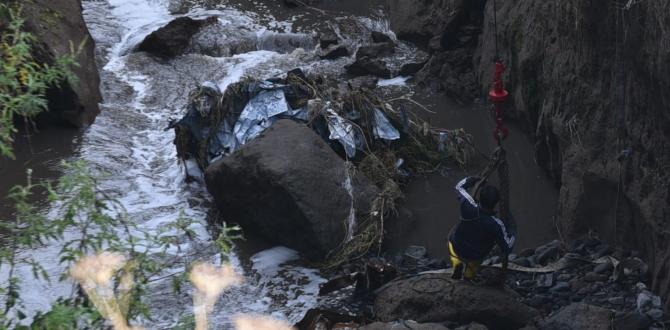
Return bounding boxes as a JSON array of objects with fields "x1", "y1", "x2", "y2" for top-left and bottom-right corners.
[
  {"x1": 18, "y1": 0, "x2": 101, "y2": 127},
  {"x1": 475, "y1": 0, "x2": 670, "y2": 306},
  {"x1": 389, "y1": 0, "x2": 670, "y2": 306}
]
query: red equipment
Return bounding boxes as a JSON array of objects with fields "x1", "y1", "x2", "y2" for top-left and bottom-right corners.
[{"x1": 489, "y1": 60, "x2": 509, "y2": 144}]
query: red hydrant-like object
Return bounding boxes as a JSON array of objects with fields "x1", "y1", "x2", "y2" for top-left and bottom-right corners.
[{"x1": 489, "y1": 60, "x2": 510, "y2": 144}]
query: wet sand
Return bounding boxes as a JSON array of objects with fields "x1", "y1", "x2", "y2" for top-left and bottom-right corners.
[{"x1": 386, "y1": 91, "x2": 559, "y2": 259}]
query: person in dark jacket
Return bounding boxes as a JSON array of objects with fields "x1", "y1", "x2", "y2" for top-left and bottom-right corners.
[{"x1": 448, "y1": 176, "x2": 516, "y2": 280}]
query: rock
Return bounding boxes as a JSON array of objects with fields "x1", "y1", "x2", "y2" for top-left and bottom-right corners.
[
  {"x1": 204, "y1": 120, "x2": 378, "y2": 260},
  {"x1": 455, "y1": 323, "x2": 489, "y2": 330},
  {"x1": 556, "y1": 273, "x2": 573, "y2": 282},
  {"x1": 539, "y1": 303, "x2": 614, "y2": 330},
  {"x1": 535, "y1": 240, "x2": 562, "y2": 265},
  {"x1": 359, "y1": 321, "x2": 450, "y2": 330},
  {"x1": 512, "y1": 257, "x2": 532, "y2": 268},
  {"x1": 593, "y1": 262, "x2": 614, "y2": 275},
  {"x1": 637, "y1": 290, "x2": 662, "y2": 311},
  {"x1": 646, "y1": 308, "x2": 664, "y2": 321},
  {"x1": 138, "y1": 16, "x2": 215, "y2": 58},
  {"x1": 536, "y1": 274, "x2": 554, "y2": 288},
  {"x1": 615, "y1": 257, "x2": 649, "y2": 281},
  {"x1": 19, "y1": 0, "x2": 101, "y2": 127},
  {"x1": 527, "y1": 295, "x2": 551, "y2": 308},
  {"x1": 613, "y1": 312, "x2": 652, "y2": 330},
  {"x1": 428, "y1": 35, "x2": 443, "y2": 51},
  {"x1": 387, "y1": 0, "x2": 469, "y2": 47},
  {"x1": 319, "y1": 30, "x2": 338, "y2": 49},
  {"x1": 608, "y1": 296, "x2": 624, "y2": 305},
  {"x1": 583, "y1": 272, "x2": 608, "y2": 283},
  {"x1": 371, "y1": 31, "x2": 393, "y2": 44},
  {"x1": 320, "y1": 45, "x2": 350, "y2": 60},
  {"x1": 399, "y1": 61, "x2": 428, "y2": 76},
  {"x1": 549, "y1": 282, "x2": 570, "y2": 293},
  {"x1": 356, "y1": 42, "x2": 395, "y2": 59},
  {"x1": 346, "y1": 58, "x2": 391, "y2": 79},
  {"x1": 374, "y1": 273, "x2": 539, "y2": 329},
  {"x1": 519, "y1": 248, "x2": 536, "y2": 258}
]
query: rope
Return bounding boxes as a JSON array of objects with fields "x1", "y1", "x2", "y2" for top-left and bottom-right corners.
[{"x1": 493, "y1": 0, "x2": 500, "y2": 60}]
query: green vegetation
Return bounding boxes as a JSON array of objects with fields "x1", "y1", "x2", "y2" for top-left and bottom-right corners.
[{"x1": 0, "y1": 3, "x2": 80, "y2": 159}]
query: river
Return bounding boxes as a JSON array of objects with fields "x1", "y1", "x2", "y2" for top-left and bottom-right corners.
[{"x1": 0, "y1": 0, "x2": 558, "y2": 328}]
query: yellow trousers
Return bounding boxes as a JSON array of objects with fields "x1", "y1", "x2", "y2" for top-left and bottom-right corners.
[{"x1": 449, "y1": 242, "x2": 481, "y2": 280}]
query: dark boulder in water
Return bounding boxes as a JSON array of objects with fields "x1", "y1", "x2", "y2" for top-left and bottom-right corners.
[
  {"x1": 346, "y1": 57, "x2": 391, "y2": 79},
  {"x1": 205, "y1": 120, "x2": 378, "y2": 260},
  {"x1": 138, "y1": 16, "x2": 216, "y2": 58}
]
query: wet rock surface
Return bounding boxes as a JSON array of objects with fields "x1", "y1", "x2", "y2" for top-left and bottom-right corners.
[
  {"x1": 374, "y1": 273, "x2": 539, "y2": 329},
  {"x1": 138, "y1": 16, "x2": 216, "y2": 58},
  {"x1": 205, "y1": 120, "x2": 378, "y2": 260},
  {"x1": 18, "y1": 0, "x2": 101, "y2": 127}
]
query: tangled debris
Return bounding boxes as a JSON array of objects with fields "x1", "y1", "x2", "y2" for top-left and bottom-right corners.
[{"x1": 171, "y1": 68, "x2": 475, "y2": 265}]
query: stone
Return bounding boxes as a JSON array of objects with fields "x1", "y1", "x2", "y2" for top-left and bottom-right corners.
[
  {"x1": 456, "y1": 322, "x2": 489, "y2": 330},
  {"x1": 374, "y1": 273, "x2": 539, "y2": 329},
  {"x1": 319, "y1": 30, "x2": 338, "y2": 49},
  {"x1": 593, "y1": 262, "x2": 614, "y2": 275},
  {"x1": 636, "y1": 290, "x2": 663, "y2": 312},
  {"x1": 204, "y1": 120, "x2": 378, "y2": 260},
  {"x1": 535, "y1": 240, "x2": 562, "y2": 265},
  {"x1": 387, "y1": 0, "x2": 467, "y2": 47},
  {"x1": 320, "y1": 45, "x2": 350, "y2": 60},
  {"x1": 359, "y1": 321, "x2": 450, "y2": 330},
  {"x1": 646, "y1": 308, "x2": 664, "y2": 321},
  {"x1": 536, "y1": 274, "x2": 554, "y2": 288},
  {"x1": 399, "y1": 61, "x2": 429, "y2": 76},
  {"x1": 356, "y1": 42, "x2": 396, "y2": 59},
  {"x1": 527, "y1": 295, "x2": 551, "y2": 308},
  {"x1": 538, "y1": 303, "x2": 614, "y2": 330},
  {"x1": 556, "y1": 273, "x2": 573, "y2": 282},
  {"x1": 346, "y1": 58, "x2": 392, "y2": 78},
  {"x1": 613, "y1": 312, "x2": 653, "y2": 330},
  {"x1": 512, "y1": 257, "x2": 532, "y2": 267},
  {"x1": 138, "y1": 16, "x2": 216, "y2": 58},
  {"x1": 371, "y1": 31, "x2": 393, "y2": 44},
  {"x1": 584, "y1": 272, "x2": 608, "y2": 283},
  {"x1": 428, "y1": 35, "x2": 443, "y2": 51},
  {"x1": 550, "y1": 282, "x2": 571, "y2": 293},
  {"x1": 608, "y1": 296, "x2": 624, "y2": 305},
  {"x1": 19, "y1": 0, "x2": 102, "y2": 127}
]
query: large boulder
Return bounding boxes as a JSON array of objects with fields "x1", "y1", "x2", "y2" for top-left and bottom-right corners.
[
  {"x1": 138, "y1": 16, "x2": 216, "y2": 58},
  {"x1": 374, "y1": 273, "x2": 539, "y2": 330},
  {"x1": 18, "y1": 0, "x2": 102, "y2": 127},
  {"x1": 205, "y1": 120, "x2": 378, "y2": 260},
  {"x1": 386, "y1": 0, "x2": 484, "y2": 48}
]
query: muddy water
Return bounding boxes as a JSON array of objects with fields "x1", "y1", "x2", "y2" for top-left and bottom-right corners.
[
  {"x1": 0, "y1": 125, "x2": 79, "y2": 223},
  {"x1": 388, "y1": 92, "x2": 559, "y2": 259}
]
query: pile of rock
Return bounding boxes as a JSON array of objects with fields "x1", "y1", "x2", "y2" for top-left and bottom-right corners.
[
  {"x1": 494, "y1": 237, "x2": 665, "y2": 328},
  {"x1": 308, "y1": 237, "x2": 666, "y2": 329}
]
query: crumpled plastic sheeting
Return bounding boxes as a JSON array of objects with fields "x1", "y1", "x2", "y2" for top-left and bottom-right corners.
[
  {"x1": 326, "y1": 108, "x2": 360, "y2": 159},
  {"x1": 372, "y1": 108, "x2": 400, "y2": 141},
  {"x1": 233, "y1": 88, "x2": 288, "y2": 146}
]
